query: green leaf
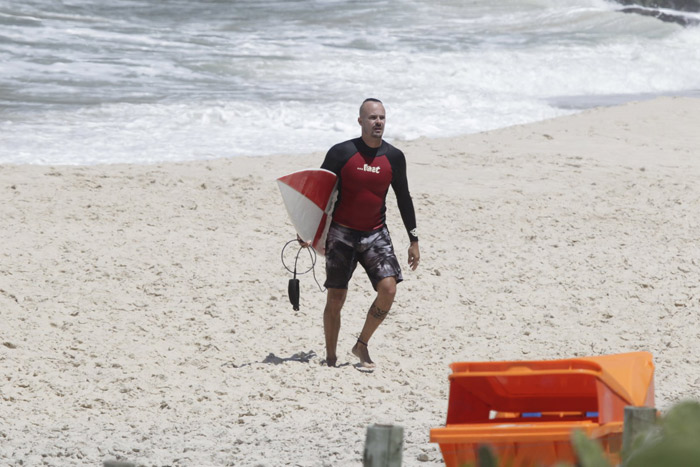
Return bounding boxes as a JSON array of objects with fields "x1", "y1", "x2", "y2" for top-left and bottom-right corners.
[
  {"x1": 476, "y1": 444, "x2": 498, "y2": 467},
  {"x1": 663, "y1": 400, "x2": 700, "y2": 440},
  {"x1": 570, "y1": 430, "x2": 611, "y2": 467},
  {"x1": 625, "y1": 401, "x2": 700, "y2": 467}
]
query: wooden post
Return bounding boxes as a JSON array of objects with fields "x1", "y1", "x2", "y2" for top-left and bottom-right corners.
[
  {"x1": 103, "y1": 461, "x2": 136, "y2": 467},
  {"x1": 363, "y1": 424, "x2": 404, "y2": 467},
  {"x1": 622, "y1": 406, "x2": 657, "y2": 458}
]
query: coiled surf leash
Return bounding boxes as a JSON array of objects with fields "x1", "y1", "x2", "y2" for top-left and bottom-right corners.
[{"x1": 281, "y1": 239, "x2": 326, "y2": 311}]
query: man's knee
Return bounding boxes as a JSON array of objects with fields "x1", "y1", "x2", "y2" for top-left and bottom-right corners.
[
  {"x1": 376, "y1": 277, "x2": 397, "y2": 299},
  {"x1": 326, "y1": 288, "x2": 347, "y2": 313}
]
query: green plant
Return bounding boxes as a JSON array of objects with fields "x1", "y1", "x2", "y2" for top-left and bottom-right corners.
[
  {"x1": 571, "y1": 430, "x2": 611, "y2": 467},
  {"x1": 466, "y1": 401, "x2": 700, "y2": 467},
  {"x1": 624, "y1": 400, "x2": 700, "y2": 467}
]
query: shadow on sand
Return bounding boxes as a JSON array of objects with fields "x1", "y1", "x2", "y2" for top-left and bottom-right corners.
[
  {"x1": 222, "y1": 350, "x2": 367, "y2": 370},
  {"x1": 222, "y1": 350, "x2": 318, "y2": 368}
]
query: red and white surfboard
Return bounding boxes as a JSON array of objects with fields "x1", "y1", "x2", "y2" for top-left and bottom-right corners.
[{"x1": 277, "y1": 168, "x2": 338, "y2": 256}]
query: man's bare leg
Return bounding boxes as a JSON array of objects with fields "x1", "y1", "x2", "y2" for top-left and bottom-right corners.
[
  {"x1": 352, "y1": 276, "x2": 396, "y2": 368},
  {"x1": 324, "y1": 288, "x2": 347, "y2": 367}
]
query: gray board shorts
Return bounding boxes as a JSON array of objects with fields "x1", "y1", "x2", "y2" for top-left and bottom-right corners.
[{"x1": 324, "y1": 222, "x2": 403, "y2": 291}]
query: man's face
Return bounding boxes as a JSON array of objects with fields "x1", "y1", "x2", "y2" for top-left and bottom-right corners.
[{"x1": 358, "y1": 101, "x2": 386, "y2": 141}]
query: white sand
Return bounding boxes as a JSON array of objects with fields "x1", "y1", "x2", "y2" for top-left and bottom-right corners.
[{"x1": 1, "y1": 97, "x2": 699, "y2": 466}]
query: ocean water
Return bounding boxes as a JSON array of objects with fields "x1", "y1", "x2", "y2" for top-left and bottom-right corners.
[{"x1": 1, "y1": 0, "x2": 699, "y2": 165}]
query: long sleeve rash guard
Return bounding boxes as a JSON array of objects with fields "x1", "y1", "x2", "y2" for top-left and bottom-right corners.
[{"x1": 321, "y1": 137, "x2": 418, "y2": 243}]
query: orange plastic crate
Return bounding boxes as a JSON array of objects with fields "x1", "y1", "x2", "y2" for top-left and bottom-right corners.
[{"x1": 430, "y1": 352, "x2": 654, "y2": 466}]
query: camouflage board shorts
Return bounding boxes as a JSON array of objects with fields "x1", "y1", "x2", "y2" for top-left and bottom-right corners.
[{"x1": 324, "y1": 222, "x2": 403, "y2": 291}]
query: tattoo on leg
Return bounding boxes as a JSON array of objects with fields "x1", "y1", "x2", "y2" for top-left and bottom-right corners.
[{"x1": 370, "y1": 304, "x2": 389, "y2": 320}]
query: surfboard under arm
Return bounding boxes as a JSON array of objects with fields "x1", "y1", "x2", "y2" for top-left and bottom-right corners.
[{"x1": 277, "y1": 168, "x2": 338, "y2": 256}]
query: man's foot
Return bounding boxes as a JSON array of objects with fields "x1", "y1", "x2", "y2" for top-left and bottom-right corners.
[
  {"x1": 352, "y1": 338, "x2": 376, "y2": 368},
  {"x1": 325, "y1": 356, "x2": 337, "y2": 367}
]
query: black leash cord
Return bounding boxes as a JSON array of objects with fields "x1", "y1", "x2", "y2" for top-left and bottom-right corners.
[
  {"x1": 281, "y1": 239, "x2": 326, "y2": 311},
  {"x1": 281, "y1": 239, "x2": 316, "y2": 276}
]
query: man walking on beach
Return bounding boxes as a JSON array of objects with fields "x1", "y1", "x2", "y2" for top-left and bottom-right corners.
[{"x1": 315, "y1": 98, "x2": 420, "y2": 368}]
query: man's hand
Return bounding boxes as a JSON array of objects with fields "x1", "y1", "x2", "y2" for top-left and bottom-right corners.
[
  {"x1": 297, "y1": 234, "x2": 310, "y2": 248},
  {"x1": 408, "y1": 242, "x2": 420, "y2": 271}
]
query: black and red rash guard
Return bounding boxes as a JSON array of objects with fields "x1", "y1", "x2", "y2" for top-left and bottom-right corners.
[{"x1": 321, "y1": 137, "x2": 418, "y2": 243}]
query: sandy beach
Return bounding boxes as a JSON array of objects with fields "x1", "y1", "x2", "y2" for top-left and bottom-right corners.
[{"x1": 1, "y1": 96, "x2": 699, "y2": 466}]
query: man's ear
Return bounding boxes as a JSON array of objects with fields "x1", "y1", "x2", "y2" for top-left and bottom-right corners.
[{"x1": 358, "y1": 116, "x2": 362, "y2": 126}]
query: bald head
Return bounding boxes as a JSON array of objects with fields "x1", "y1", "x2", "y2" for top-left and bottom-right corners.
[
  {"x1": 358, "y1": 99, "x2": 385, "y2": 148},
  {"x1": 359, "y1": 98, "x2": 383, "y2": 116}
]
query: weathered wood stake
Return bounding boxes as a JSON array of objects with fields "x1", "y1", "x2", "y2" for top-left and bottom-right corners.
[
  {"x1": 622, "y1": 405, "x2": 657, "y2": 458},
  {"x1": 363, "y1": 424, "x2": 404, "y2": 467},
  {"x1": 103, "y1": 460, "x2": 136, "y2": 467}
]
